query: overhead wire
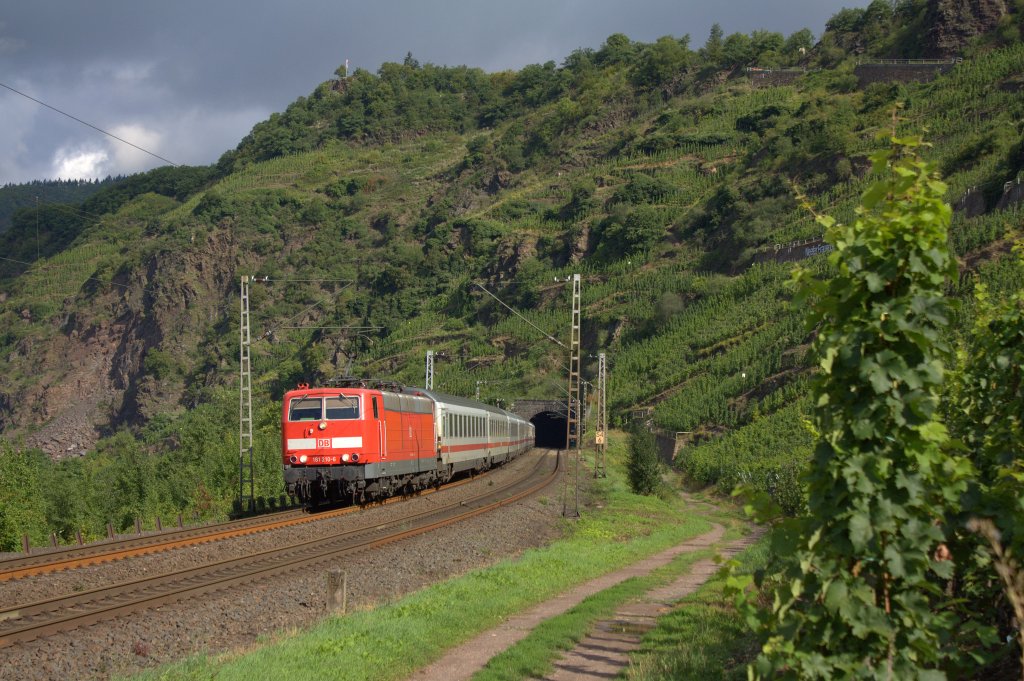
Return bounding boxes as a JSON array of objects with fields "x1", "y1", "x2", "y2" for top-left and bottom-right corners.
[
  {"x1": 254, "y1": 281, "x2": 356, "y2": 343},
  {"x1": 32, "y1": 199, "x2": 120, "y2": 224},
  {"x1": 0, "y1": 80, "x2": 179, "y2": 167},
  {"x1": 473, "y1": 281, "x2": 565, "y2": 349},
  {"x1": 0, "y1": 253, "x2": 163, "y2": 297}
]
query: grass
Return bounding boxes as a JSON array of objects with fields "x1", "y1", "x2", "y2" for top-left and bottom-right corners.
[
  {"x1": 625, "y1": 536, "x2": 771, "y2": 681},
  {"x1": 470, "y1": 550, "x2": 714, "y2": 681},
  {"x1": 125, "y1": 434, "x2": 718, "y2": 681},
  {"x1": 470, "y1": 495, "x2": 751, "y2": 681}
]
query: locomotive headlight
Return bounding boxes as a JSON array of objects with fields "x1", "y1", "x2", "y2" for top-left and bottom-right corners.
[
  {"x1": 351, "y1": 453, "x2": 360, "y2": 462},
  {"x1": 299, "y1": 455, "x2": 308, "y2": 464},
  {"x1": 318, "y1": 421, "x2": 327, "y2": 430},
  {"x1": 341, "y1": 453, "x2": 350, "y2": 462}
]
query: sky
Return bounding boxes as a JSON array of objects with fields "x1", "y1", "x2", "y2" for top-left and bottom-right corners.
[{"x1": 0, "y1": 1, "x2": 865, "y2": 185}]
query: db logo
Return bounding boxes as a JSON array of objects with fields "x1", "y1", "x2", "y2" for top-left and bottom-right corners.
[{"x1": 316, "y1": 438, "x2": 331, "y2": 448}]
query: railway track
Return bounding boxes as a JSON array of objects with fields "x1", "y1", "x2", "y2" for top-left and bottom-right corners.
[
  {"x1": 0, "y1": 449, "x2": 558, "y2": 648},
  {"x1": 0, "y1": 457, "x2": 505, "y2": 583}
]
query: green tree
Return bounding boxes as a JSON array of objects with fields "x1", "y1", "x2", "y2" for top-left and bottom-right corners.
[
  {"x1": 634, "y1": 35, "x2": 692, "y2": 89},
  {"x1": 597, "y1": 33, "x2": 635, "y2": 66},
  {"x1": 750, "y1": 30, "x2": 784, "y2": 62},
  {"x1": 701, "y1": 23, "x2": 725, "y2": 66},
  {"x1": 96, "y1": 432, "x2": 157, "y2": 530},
  {"x1": 783, "y1": 28, "x2": 814, "y2": 60},
  {"x1": 627, "y1": 426, "x2": 662, "y2": 495},
  {"x1": 722, "y1": 32, "x2": 754, "y2": 67}
]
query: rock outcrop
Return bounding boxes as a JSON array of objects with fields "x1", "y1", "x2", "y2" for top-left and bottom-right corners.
[{"x1": 924, "y1": 0, "x2": 1009, "y2": 57}]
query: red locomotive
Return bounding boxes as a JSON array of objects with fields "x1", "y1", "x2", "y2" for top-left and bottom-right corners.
[{"x1": 282, "y1": 379, "x2": 535, "y2": 506}]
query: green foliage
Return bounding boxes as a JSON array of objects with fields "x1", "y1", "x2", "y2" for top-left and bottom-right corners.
[
  {"x1": 143, "y1": 348, "x2": 183, "y2": 381},
  {"x1": 0, "y1": 442, "x2": 50, "y2": 550},
  {"x1": 592, "y1": 205, "x2": 666, "y2": 260},
  {"x1": 0, "y1": 178, "x2": 111, "y2": 234},
  {"x1": 135, "y1": 432, "x2": 711, "y2": 681},
  {"x1": 742, "y1": 138, "x2": 971, "y2": 678},
  {"x1": 627, "y1": 427, "x2": 662, "y2": 495},
  {"x1": 676, "y1": 400, "x2": 811, "y2": 515},
  {"x1": 81, "y1": 165, "x2": 217, "y2": 216},
  {"x1": 633, "y1": 35, "x2": 693, "y2": 90},
  {"x1": 627, "y1": 538, "x2": 770, "y2": 681},
  {"x1": 2, "y1": 13, "x2": 1023, "y2": 574},
  {"x1": 949, "y1": 245, "x2": 1024, "y2": 664},
  {"x1": 0, "y1": 199, "x2": 100, "y2": 276}
]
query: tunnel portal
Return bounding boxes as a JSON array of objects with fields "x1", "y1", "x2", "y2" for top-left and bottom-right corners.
[
  {"x1": 531, "y1": 411, "x2": 568, "y2": 449},
  {"x1": 512, "y1": 399, "x2": 570, "y2": 450}
]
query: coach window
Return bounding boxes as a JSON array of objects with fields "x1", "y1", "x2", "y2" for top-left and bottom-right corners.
[
  {"x1": 326, "y1": 395, "x2": 360, "y2": 420},
  {"x1": 289, "y1": 398, "x2": 322, "y2": 421}
]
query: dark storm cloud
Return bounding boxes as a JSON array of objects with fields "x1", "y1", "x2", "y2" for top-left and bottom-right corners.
[{"x1": 0, "y1": 1, "x2": 861, "y2": 183}]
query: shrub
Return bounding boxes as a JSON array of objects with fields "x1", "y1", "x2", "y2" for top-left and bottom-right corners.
[{"x1": 627, "y1": 427, "x2": 662, "y2": 495}]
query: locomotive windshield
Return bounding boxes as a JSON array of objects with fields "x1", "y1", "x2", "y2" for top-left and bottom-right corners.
[
  {"x1": 289, "y1": 398, "x2": 322, "y2": 421},
  {"x1": 288, "y1": 395, "x2": 361, "y2": 421},
  {"x1": 325, "y1": 395, "x2": 359, "y2": 420}
]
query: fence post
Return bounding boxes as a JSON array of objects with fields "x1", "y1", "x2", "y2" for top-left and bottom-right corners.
[
  {"x1": 22, "y1": 534, "x2": 30, "y2": 555},
  {"x1": 76, "y1": 530, "x2": 83, "y2": 546},
  {"x1": 135, "y1": 517, "x2": 142, "y2": 535},
  {"x1": 50, "y1": 533, "x2": 58, "y2": 548},
  {"x1": 156, "y1": 517, "x2": 162, "y2": 531},
  {"x1": 107, "y1": 522, "x2": 114, "y2": 539},
  {"x1": 326, "y1": 569, "x2": 348, "y2": 615}
]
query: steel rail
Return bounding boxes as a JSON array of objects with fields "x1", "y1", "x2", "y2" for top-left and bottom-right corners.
[
  {"x1": 0, "y1": 450, "x2": 558, "y2": 648},
  {"x1": 0, "y1": 461, "x2": 486, "y2": 582}
]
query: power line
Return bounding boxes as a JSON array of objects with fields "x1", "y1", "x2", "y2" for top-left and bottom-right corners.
[
  {"x1": 0, "y1": 80, "x2": 179, "y2": 167},
  {"x1": 254, "y1": 281, "x2": 356, "y2": 342},
  {"x1": 250, "y1": 277, "x2": 357, "y2": 283},
  {"x1": 0, "y1": 253, "x2": 163, "y2": 297},
  {"x1": 34, "y1": 199, "x2": 119, "y2": 224},
  {"x1": 473, "y1": 282, "x2": 565, "y2": 348}
]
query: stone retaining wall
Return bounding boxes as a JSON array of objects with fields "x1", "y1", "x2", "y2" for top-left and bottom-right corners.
[{"x1": 854, "y1": 62, "x2": 957, "y2": 86}]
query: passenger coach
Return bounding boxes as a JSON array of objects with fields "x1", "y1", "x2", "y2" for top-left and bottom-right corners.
[{"x1": 282, "y1": 380, "x2": 534, "y2": 506}]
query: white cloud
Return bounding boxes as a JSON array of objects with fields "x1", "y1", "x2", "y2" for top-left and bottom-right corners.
[
  {"x1": 107, "y1": 123, "x2": 164, "y2": 173},
  {"x1": 163, "y1": 106, "x2": 269, "y2": 165},
  {"x1": 53, "y1": 146, "x2": 108, "y2": 180}
]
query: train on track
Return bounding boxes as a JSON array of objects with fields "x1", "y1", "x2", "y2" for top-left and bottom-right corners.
[{"x1": 282, "y1": 379, "x2": 535, "y2": 506}]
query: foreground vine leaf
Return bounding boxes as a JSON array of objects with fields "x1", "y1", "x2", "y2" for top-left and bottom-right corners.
[{"x1": 736, "y1": 136, "x2": 973, "y2": 680}]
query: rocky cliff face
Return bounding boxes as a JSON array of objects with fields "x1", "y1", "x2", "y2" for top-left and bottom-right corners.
[
  {"x1": 924, "y1": 0, "x2": 1009, "y2": 57},
  {"x1": 6, "y1": 230, "x2": 239, "y2": 458}
]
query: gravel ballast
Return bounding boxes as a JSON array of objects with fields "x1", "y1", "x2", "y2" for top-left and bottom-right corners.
[{"x1": 0, "y1": 450, "x2": 567, "y2": 680}]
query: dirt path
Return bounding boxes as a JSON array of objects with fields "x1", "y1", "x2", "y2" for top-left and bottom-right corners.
[
  {"x1": 545, "y1": 531, "x2": 760, "y2": 680},
  {"x1": 410, "y1": 507, "x2": 759, "y2": 681}
]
